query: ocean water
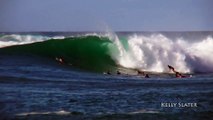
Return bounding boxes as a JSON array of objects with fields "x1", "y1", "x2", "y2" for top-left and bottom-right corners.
[{"x1": 0, "y1": 32, "x2": 213, "y2": 119}]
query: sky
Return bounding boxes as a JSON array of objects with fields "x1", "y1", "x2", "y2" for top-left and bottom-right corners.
[{"x1": 0, "y1": 0, "x2": 213, "y2": 32}]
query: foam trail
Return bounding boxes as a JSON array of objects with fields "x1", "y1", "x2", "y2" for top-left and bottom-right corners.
[{"x1": 115, "y1": 34, "x2": 213, "y2": 73}]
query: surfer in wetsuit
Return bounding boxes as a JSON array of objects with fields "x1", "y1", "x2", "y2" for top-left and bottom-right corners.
[
  {"x1": 168, "y1": 65, "x2": 175, "y2": 72},
  {"x1": 55, "y1": 57, "x2": 73, "y2": 66},
  {"x1": 145, "y1": 74, "x2": 150, "y2": 78},
  {"x1": 107, "y1": 71, "x2": 111, "y2": 75},
  {"x1": 56, "y1": 57, "x2": 63, "y2": 63},
  {"x1": 137, "y1": 70, "x2": 150, "y2": 78},
  {"x1": 175, "y1": 72, "x2": 184, "y2": 78},
  {"x1": 103, "y1": 70, "x2": 111, "y2": 75},
  {"x1": 137, "y1": 70, "x2": 145, "y2": 75},
  {"x1": 168, "y1": 65, "x2": 189, "y2": 78}
]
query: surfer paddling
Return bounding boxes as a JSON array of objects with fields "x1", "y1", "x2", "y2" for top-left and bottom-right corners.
[
  {"x1": 56, "y1": 57, "x2": 64, "y2": 64},
  {"x1": 137, "y1": 70, "x2": 150, "y2": 78},
  {"x1": 144, "y1": 74, "x2": 150, "y2": 78},
  {"x1": 117, "y1": 70, "x2": 121, "y2": 75},
  {"x1": 55, "y1": 57, "x2": 73, "y2": 66},
  {"x1": 168, "y1": 65, "x2": 190, "y2": 78},
  {"x1": 137, "y1": 70, "x2": 145, "y2": 75},
  {"x1": 55, "y1": 57, "x2": 69, "y2": 65}
]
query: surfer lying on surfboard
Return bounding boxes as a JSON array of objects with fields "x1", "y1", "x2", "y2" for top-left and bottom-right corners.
[
  {"x1": 56, "y1": 57, "x2": 71, "y2": 65},
  {"x1": 56, "y1": 57, "x2": 64, "y2": 64},
  {"x1": 168, "y1": 65, "x2": 190, "y2": 78},
  {"x1": 144, "y1": 74, "x2": 150, "y2": 78},
  {"x1": 137, "y1": 70, "x2": 150, "y2": 78}
]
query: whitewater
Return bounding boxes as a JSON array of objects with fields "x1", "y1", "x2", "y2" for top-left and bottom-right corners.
[
  {"x1": 1, "y1": 32, "x2": 213, "y2": 120},
  {"x1": 1, "y1": 32, "x2": 213, "y2": 73},
  {"x1": 117, "y1": 33, "x2": 213, "y2": 73}
]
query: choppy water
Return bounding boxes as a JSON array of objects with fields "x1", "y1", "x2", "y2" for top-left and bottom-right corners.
[{"x1": 0, "y1": 32, "x2": 213, "y2": 119}]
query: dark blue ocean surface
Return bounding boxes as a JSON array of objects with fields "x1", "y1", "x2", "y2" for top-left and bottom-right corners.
[
  {"x1": 0, "y1": 32, "x2": 213, "y2": 119},
  {"x1": 0, "y1": 54, "x2": 213, "y2": 120}
]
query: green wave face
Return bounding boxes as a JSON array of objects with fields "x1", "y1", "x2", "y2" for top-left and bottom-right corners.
[
  {"x1": 1, "y1": 36, "x2": 120, "y2": 72},
  {"x1": 119, "y1": 36, "x2": 129, "y2": 51}
]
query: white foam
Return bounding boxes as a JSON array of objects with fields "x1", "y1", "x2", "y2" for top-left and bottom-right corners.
[
  {"x1": 0, "y1": 34, "x2": 51, "y2": 48},
  {"x1": 16, "y1": 110, "x2": 71, "y2": 116},
  {"x1": 113, "y1": 34, "x2": 213, "y2": 73},
  {"x1": 1, "y1": 33, "x2": 213, "y2": 73}
]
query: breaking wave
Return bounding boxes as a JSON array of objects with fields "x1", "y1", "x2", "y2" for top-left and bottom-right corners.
[{"x1": 0, "y1": 32, "x2": 213, "y2": 73}]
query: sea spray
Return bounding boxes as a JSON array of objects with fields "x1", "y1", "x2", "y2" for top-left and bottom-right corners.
[
  {"x1": 118, "y1": 34, "x2": 213, "y2": 73},
  {"x1": 1, "y1": 32, "x2": 213, "y2": 73}
]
